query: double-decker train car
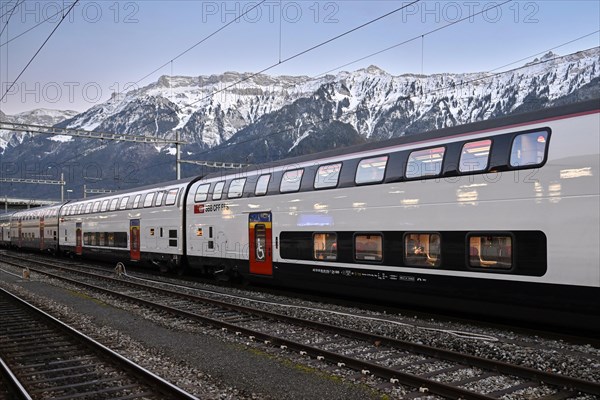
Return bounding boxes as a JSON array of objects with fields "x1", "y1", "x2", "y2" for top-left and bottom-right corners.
[
  {"x1": 2, "y1": 99, "x2": 598, "y2": 332},
  {"x1": 8, "y1": 204, "x2": 62, "y2": 253},
  {"x1": 0, "y1": 212, "x2": 14, "y2": 246},
  {"x1": 59, "y1": 179, "x2": 192, "y2": 270},
  {"x1": 184, "y1": 99, "x2": 599, "y2": 332}
]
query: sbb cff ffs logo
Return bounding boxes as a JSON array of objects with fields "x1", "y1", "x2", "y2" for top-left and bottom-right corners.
[{"x1": 194, "y1": 203, "x2": 230, "y2": 214}]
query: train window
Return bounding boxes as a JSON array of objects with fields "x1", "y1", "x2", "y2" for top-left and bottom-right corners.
[
  {"x1": 155, "y1": 191, "x2": 165, "y2": 206},
  {"x1": 133, "y1": 194, "x2": 142, "y2": 209},
  {"x1": 165, "y1": 189, "x2": 178, "y2": 206},
  {"x1": 459, "y1": 139, "x2": 492, "y2": 173},
  {"x1": 404, "y1": 233, "x2": 441, "y2": 267},
  {"x1": 313, "y1": 233, "x2": 337, "y2": 261},
  {"x1": 355, "y1": 234, "x2": 383, "y2": 262},
  {"x1": 119, "y1": 196, "x2": 129, "y2": 210},
  {"x1": 228, "y1": 178, "x2": 246, "y2": 199},
  {"x1": 255, "y1": 174, "x2": 271, "y2": 196},
  {"x1": 100, "y1": 200, "x2": 109, "y2": 212},
  {"x1": 108, "y1": 233, "x2": 115, "y2": 247},
  {"x1": 85, "y1": 203, "x2": 93, "y2": 213},
  {"x1": 77, "y1": 204, "x2": 84, "y2": 214},
  {"x1": 194, "y1": 184, "x2": 210, "y2": 202},
  {"x1": 144, "y1": 192, "x2": 156, "y2": 208},
  {"x1": 314, "y1": 163, "x2": 342, "y2": 189},
  {"x1": 280, "y1": 169, "x2": 304, "y2": 193},
  {"x1": 114, "y1": 232, "x2": 127, "y2": 248},
  {"x1": 93, "y1": 201, "x2": 101, "y2": 213},
  {"x1": 510, "y1": 131, "x2": 549, "y2": 168},
  {"x1": 213, "y1": 181, "x2": 225, "y2": 200},
  {"x1": 468, "y1": 235, "x2": 513, "y2": 269},
  {"x1": 355, "y1": 156, "x2": 387, "y2": 184},
  {"x1": 406, "y1": 147, "x2": 445, "y2": 179},
  {"x1": 109, "y1": 199, "x2": 118, "y2": 211}
]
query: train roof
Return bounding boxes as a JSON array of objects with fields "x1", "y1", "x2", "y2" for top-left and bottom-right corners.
[
  {"x1": 200, "y1": 98, "x2": 600, "y2": 180},
  {"x1": 10, "y1": 202, "x2": 63, "y2": 217},
  {"x1": 68, "y1": 176, "x2": 198, "y2": 203}
]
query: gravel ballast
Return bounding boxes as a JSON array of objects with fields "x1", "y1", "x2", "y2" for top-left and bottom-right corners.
[
  {"x1": 1, "y1": 261, "x2": 599, "y2": 399},
  {"x1": 0, "y1": 269, "x2": 381, "y2": 400}
]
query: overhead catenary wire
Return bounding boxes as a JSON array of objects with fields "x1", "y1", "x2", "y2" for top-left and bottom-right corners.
[
  {"x1": 0, "y1": 0, "x2": 80, "y2": 103},
  {"x1": 0, "y1": 0, "x2": 24, "y2": 22},
  {"x1": 0, "y1": 0, "x2": 25, "y2": 101},
  {"x1": 0, "y1": 2, "x2": 72, "y2": 49},
  {"x1": 0, "y1": 0, "x2": 25, "y2": 38}
]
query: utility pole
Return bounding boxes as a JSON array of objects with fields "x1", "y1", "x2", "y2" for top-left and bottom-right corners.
[
  {"x1": 176, "y1": 130, "x2": 181, "y2": 180},
  {"x1": 60, "y1": 173, "x2": 65, "y2": 202}
]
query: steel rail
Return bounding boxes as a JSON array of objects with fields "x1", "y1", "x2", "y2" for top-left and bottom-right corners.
[
  {"x1": 0, "y1": 357, "x2": 32, "y2": 400},
  {"x1": 0, "y1": 286, "x2": 199, "y2": 400}
]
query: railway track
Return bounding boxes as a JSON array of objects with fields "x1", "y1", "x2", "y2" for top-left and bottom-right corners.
[
  {"x1": 2, "y1": 254, "x2": 599, "y2": 400},
  {"x1": 0, "y1": 356, "x2": 30, "y2": 400},
  {"x1": 0, "y1": 285, "x2": 198, "y2": 400}
]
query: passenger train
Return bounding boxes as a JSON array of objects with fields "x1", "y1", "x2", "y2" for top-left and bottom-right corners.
[{"x1": 2, "y1": 100, "x2": 599, "y2": 333}]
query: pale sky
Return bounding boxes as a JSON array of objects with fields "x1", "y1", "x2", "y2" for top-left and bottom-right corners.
[{"x1": 1, "y1": 0, "x2": 598, "y2": 114}]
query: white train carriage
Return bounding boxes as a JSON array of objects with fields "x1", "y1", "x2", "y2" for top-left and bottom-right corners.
[
  {"x1": 185, "y1": 100, "x2": 599, "y2": 332},
  {"x1": 9, "y1": 204, "x2": 62, "y2": 253},
  {"x1": 0, "y1": 212, "x2": 14, "y2": 246},
  {"x1": 60, "y1": 179, "x2": 191, "y2": 269}
]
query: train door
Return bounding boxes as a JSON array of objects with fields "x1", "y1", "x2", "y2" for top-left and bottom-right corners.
[
  {"x1": 130, "y1": 219, "x2": 141, "y2": 261},
  {"x1": 75, "y1": 223, "x2": 82, "y2": 255},
  {"x1": 248, "y1": 212, "x2": 272, "y2": 276},
  {"x1": 40, "y1": 217, "x2": 45, "y2": 250},
  {"x1": 17, "y1": 220, "x2": 22, "y2": 248}
]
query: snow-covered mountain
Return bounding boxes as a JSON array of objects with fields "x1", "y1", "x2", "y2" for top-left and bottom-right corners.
[
  {"x1": 0, "y1": 108, "x2": 79, "y2": 151},
  {"x1": 0, "y1": 48, "x2": 598, "y2": 199},
  {"x1": 58, "y1": 72, "x2": 326, "y2": 148},
  {"x1": 58, "y1": 48, "x2": 599, "y2": 155}
]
